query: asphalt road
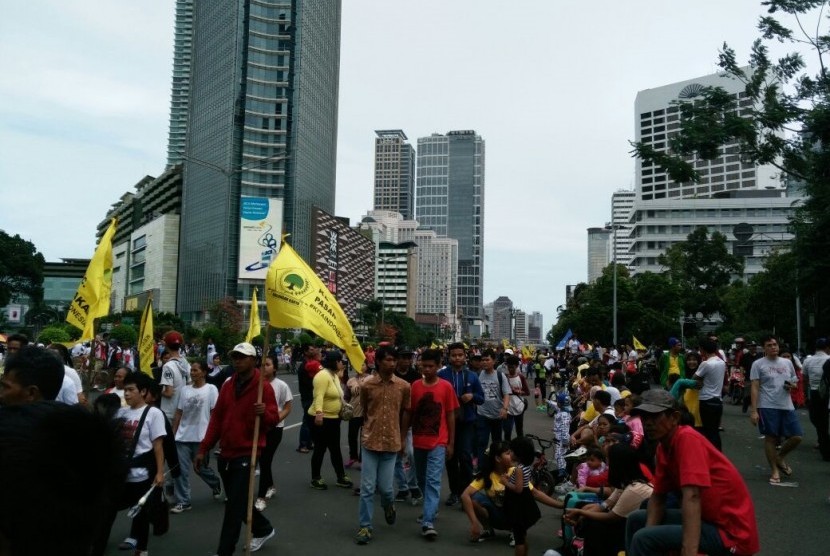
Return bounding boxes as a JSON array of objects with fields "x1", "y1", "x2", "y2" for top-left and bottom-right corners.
[{"x1": 105, "y1": 373, "x2": 830, "y2": 555}]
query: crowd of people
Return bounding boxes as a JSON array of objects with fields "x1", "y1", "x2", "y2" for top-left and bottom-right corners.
[{"x1": 1, "y1": 329, "x2": 829, "y2": 556}]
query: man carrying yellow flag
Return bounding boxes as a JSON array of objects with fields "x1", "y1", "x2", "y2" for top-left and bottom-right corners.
[
  {"x1": 245, "y1": 287, "x2": 261, "y2": 343},
  {"x1": 66, "y1": 218, "x2": 116, "y2": 340},
  {"x1": 633, "y1": 336, "x2": 647, "y2": 351},
  {"x1": 138, "y1": 297, "x2": 155, "y2": 376},
  {"x1": 265, "y1": 241, "x2": 364, "y2": 371}
]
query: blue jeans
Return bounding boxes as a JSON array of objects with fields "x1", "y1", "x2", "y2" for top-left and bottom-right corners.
[
  {"x1": 626, "y1": 509, "x2": 731, "y2": 556},
  {"x1": 174, "y1": 441, "x2": 221, "y2": 505},
  {"x1": 414, "y1": 445, "x2": 446, "y2": 528},
  {"x1": 394, "y1": 429, "x2": 419, "y2": 493},
  {"x1": 359, "y1": 448, "x2": 397, "y2": 528},
  {"x1": 476, "y1": 415, "x2": 504, "y2": 467}
]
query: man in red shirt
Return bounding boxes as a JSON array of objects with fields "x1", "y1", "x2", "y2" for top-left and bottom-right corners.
[
  {"x1": 410, "y1": 348, "x2": 459, "y2": 540},
  {"x1": 626, "y1": 389, "x2": 760, "y2": 556},
  {"x1": 196, "y1": 342, "x2": 279, "y2": 556}
]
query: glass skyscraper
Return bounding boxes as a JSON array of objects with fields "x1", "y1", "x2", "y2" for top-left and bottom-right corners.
[
  {"x1": 416, "y1": 130, "x2": 485, "y2": 336},
  {"x1": 176, "y1": 0, "x2": 341, "y2": 321},
  {"x1": 165, "y1": 0, "x2": 193, "y2": 167}
]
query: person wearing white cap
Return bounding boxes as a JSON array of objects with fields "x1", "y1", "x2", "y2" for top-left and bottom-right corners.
[{"x1": 196, "y1": 342, "x2": 279, "y2": 555}]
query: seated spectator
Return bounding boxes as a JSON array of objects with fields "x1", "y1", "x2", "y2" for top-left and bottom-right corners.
[
  {"x1": 564, "y1": 443, "x2": 653, "y2": 556},
  {"x1": 576, "y1": 448, "x2": 608, "y2": 490},
  {"x1": 461, "y1": 441, "x2": 562, "y2": 543},
  {"x1": 570, "y1": 390, "x2": 614, "y2": 448}
]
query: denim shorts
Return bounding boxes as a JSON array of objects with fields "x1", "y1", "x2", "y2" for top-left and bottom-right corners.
[
  {"x1": 472, "y1": 490, "x2": 509, "y2": 530},
  {"x1": 758, "y1": 408, "x2": 803, "y2": 438}
]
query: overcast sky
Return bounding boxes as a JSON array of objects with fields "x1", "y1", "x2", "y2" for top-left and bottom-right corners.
[{"x1": 1, "y1": 0, "x2": 775, "y2": 333}]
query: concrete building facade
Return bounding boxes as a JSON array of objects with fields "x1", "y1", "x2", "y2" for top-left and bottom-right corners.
[
  {"x1": 587, "y1": 227, "x2": 611, "y2": 283},
  {"x1": 373, "y1": 130, "x2": 415, "y2": 219}
]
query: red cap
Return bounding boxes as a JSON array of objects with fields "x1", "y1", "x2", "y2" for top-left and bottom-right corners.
[{"x1": 164, "y1": 331, "x2": 184, "y2": 348}]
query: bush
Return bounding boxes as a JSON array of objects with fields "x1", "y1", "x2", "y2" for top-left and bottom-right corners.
[
  {"x1": 38, "y1": 325, "x2": 70, "y2": 345},
  {"x1": 109, "y1": 324, "x2": 138, "y2": 346}
]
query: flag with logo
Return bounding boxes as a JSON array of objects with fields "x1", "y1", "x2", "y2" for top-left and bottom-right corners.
[
  {"x1": 138, "y1": 297, "x2": 155, "y2": 377},
  {"x1": 632, "y1": 336, "x2": 647, "y2": 351},
  {"x1": 265, "y1": 241, "x2": 365, "y2": 371},
  {"x1": 66, "y1": 218, "x2": 117, "y2": 340},
  {"x1": 245, "y1": 287, "x2": 262, "y2": 343}
]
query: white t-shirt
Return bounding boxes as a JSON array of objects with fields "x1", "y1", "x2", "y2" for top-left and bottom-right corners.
[
  {"x1": 56, "y1": 374, "x2": 79, "y2": 404},
  {"x1": 270, "y1": 377, "x2": 293, "y2": 429},
  {"x1": 160, "y1": 357, "x2": 191, "y2": 419},
  {"x1": 750, "y1": 356, "x2": 797, "y2": 410},
  {"x1": 695, "y1": 356, "x2": 726, "y2": 401},
  {"x1": 71, "y1": 343, "x2": 85, "y2": 358},
  {"x1": 803, "y1": 352, "x2": 830, "y2": 390},
  {"x1": 175, "y1": 383, "x2": 219, "y2": 442},
  {"x1": 604, "y1": 386, "x2": 622, "y2": 405},
  {"x1": 118, "y1": 405, "x2": 167, "y2": 482},
  {"x1": 64, "y1": 365, "x2": 83, "y2": 395}
]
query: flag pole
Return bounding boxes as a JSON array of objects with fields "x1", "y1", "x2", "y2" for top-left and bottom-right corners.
[{"x1": 245, "y1": 323, "x2": 270, "y2": 554}]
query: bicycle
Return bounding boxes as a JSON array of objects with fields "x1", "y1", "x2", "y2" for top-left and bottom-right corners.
[{"x1": 524, "y1": 434, "x2": 558, "y2": 496}]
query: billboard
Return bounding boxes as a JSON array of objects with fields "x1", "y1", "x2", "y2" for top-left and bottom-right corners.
[{"x1": 238, "y1": 196, "x2": 283, "y2": 280}]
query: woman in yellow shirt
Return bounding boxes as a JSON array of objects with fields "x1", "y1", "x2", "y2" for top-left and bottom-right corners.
[{"x1": 308, "y1": 350, "x2": 352, "y2": 490}]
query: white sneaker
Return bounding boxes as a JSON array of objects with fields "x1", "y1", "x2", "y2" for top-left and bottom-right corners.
[
  {"x1": 265, "y1": 486, "x2": 277, "y2": 499},
  {"x1": 255, "y1": 497, "x2": 267, "y2": 512},
  {"x1": 249, "y1": 529, "x2": 275, "y2": 552},
  {"x1": 554, "y1": 481, "x2": 575, "y2": 494}
]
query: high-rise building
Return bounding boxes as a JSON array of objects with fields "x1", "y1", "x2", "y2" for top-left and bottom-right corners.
[
  {"x1": 416, "y1": 130, "x2": 485, "y2": 337},
  {"x1": 611, "y1": 189, "x2": 635, "y2": 268},
  {"x1": 634, "y1": 70, "x2": 782, "y2": 202},
  {"x1": 165, "y1": 0, "x2": 193, "y2": 167},
  {"x1": 491, "y1": 296, "x2": 513, "y2": 341},
  {"x1": 373, "y1": 130, "x2": 415, "y2": 219},
  {"x1": 177, "y1": 1, "x2": 342, "y2": 321},
  {"x1": 528, "y1": 311, "x2": 543, "y2": 343},
  {"x1": 514, "y1": 310, "x2": 528, "y2": 344},
  {"x1": 586, "y1": 227, "x2": 611, "y2": 283}
]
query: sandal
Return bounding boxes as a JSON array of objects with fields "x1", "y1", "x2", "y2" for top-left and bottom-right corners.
[
  {"x1": 769, "y1": 476, "x2": 781, "y2": 485},
  {"x1": 778, "y1": 461, "x2": 793, "y2": 477}
]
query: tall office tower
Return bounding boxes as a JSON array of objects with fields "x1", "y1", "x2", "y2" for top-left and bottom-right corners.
[
  {"x1": 611, "y1": 189, "x2": 635, "y2": 268},
  {"x1": 165, "y1": 0, "x2": 193, "y2": 167},
  {"x1": 635, "y1": 70, "x2": 782, "y2": 201},
  {"x1": 416, "y1": 130, "x2": 485, "y2": 337},
  {"x1": 373, "y1": 130, "x2": 415, "y2": 219},
  {"x1": 491, "y1": 296, "x2": 513, "y2": 341},
  {"x1": 586, "y1": 227, "x2": 611, "y2": 283},
  {"x1": 528, "y1": 311, "x2": 543, "y2": 343},
  {"x1": 514, "y1": 310, "x2": 528, "y2": 344},
  {"x1": 177, "y1": 1, "x2": 342, "y2": 321}
]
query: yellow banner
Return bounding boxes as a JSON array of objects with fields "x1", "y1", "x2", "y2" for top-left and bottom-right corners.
[
  {"x1": 66, "y1": 219, "x2": 117, "y2": 340},
  {"x1": 265, "y1": 241, "x2": 365, "y2": 371},
  {"x1": 633, "y1": 336, "x2": 647, "y2": 351},
  {"x1": 245, "y1": 287, "x2": 261, "y2": 343},
  {"x1": 138, "y1": 297, "x2": 155, "y2": 377}
]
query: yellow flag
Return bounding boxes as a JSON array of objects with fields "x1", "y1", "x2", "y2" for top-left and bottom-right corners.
[
  {"x1": 66, "y1": 219, "x2": 117, "y2": 340},
  {"x1": 521, "y1": 345, "x2": 532, "y2": 359},
  {"x1": 633, "y1": 336, "x2": 647, "y2": 351},
  {"x1": 265, "y1": 241, "x2": 365, "y2": 371},
  {"x1": 245, "y1": 287, "x2": 261, "y2": 343},
  {"x1": 138, "y1": 297, "x2": 155, "y2": 377}
]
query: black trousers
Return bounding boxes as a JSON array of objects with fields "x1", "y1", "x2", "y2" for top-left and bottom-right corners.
[
  {"x1": 809, "y1": 390, "x2": 830, "y2": 459},
  {"x1": 698, "y1": 398, "x2": 723, "y2": 451},
  {"x1": 257, "y1": 427, "x2": 284, "y2": 498},
  {"x1": 311, "y1": 417, "x2": 346, "y2": 480},
  {"x1": 347, "y1": 416, "x2": 364, "y2": 460},
  {"x1": 91, "y1": 479, "x2": 152, "y2": 555},
  {"x1": 216, "y1": 457, "x2": 273, "y2": 556}
]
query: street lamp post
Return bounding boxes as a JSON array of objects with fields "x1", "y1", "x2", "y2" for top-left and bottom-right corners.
[{"x1": 612, "y1": 224, "x2": 618, "y2": 346}]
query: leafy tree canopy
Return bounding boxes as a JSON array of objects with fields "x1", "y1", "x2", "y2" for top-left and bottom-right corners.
[{"x1": 0, "y1": 231, "x2": 45, "y2": 307}]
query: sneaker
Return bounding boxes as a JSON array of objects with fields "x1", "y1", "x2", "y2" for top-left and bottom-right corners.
[
  {"x1": 354, "y1": 527, "x2": 373, "y2": 545},
  {"x1": 444, "y1": 494, "x2": 459, "y2": 507},
  {"x1": 118, "y1": 538, "x2": 137, "y2": 551},
  {"x1": 249, "y1": 529, "x2": 275, "y2": 552},
  {"x1": 508, "y1": 533, "x2": 515, "y2": 547},
  {"x1": 254, "y1": 497, "x2": 267, "y2": 512},
  {"x1": 310, "y1": 479, "x2": 328, "y2": 490},
  {"x1": 421, "y1": 525, "x2": 438, "y2": 539},
  {"x1": 395, "y1": 491, "x2": 409, "y2": 503},
  {"x1": 212, "y1": 484, "x2": 224, "y2": 500},
  {"x1": 264, "y1": 486, "x2": 276, "y2": 499},
  {"x1": 336, "y1": 476, "x2": 354, "y2": 488},
  {"x1": 554, "y1": 480, "x2": 575, "y2": 494},
  {"x1": 384, "y1": 504, "x2": 396, "y2": 525},
  {"x1": 345, "y1": 458, "x2": 357, "y2": 468},
  {"x1": 169, "y1": 503, "x2": 192, "y2": 513},
  {"x1": 564, "y1": 446, "x2": 587, "y2": 460},
  {"x1": 476, "y1": 527, "x2": 495, "y2": 542},
  {"x1": 410, "y1": 493, "x2": 424, "y2": 506}
]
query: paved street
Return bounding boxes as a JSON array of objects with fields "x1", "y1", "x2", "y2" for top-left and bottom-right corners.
[{"x1": 105, "y1": 372, "x2": 830, "y2": 555}]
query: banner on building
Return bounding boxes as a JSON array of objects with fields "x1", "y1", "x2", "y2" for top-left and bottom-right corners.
[{"x1": 238, "y1": 197, "x2": 283, "y2": 280}]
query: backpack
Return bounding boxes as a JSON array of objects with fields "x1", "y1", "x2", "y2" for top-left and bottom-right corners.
[{"x1": 819, "y1": 359, "x2": 830, "y2": 401}]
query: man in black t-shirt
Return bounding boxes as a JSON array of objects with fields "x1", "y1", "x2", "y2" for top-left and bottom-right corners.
[{"x1": 394, "y1": 347, "x2": 423, "y2": 503}]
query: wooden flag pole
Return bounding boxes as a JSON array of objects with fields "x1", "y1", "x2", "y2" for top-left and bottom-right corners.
[{"x1": 245, "y1": 324, "x2": 270, "y2": 554}]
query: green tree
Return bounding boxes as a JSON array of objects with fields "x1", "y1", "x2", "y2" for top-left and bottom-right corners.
[
  {"x1": 658, "y1": 228, "x2": 744, "y2": 318},
  {"x1": 109, "y1": 324, "x2": 138, "y2": 346},
  {"x1": 632, "y1": 0, "x2": 830, "y2": 332},
  {"x1": 0, "y1": 231, "x2": 45, "y2": 306},
  {"x1": 209, "y1": 297, "x2": 244, "y2": 354},
  {"x1": 37, "y1": 325, "x2": 71, "y2": 345}
]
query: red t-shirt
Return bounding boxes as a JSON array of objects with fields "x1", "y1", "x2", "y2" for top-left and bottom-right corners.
[
  {"x1": 410, "y1": 378, "x2": 459, "y2": 450},
  {"x1": 654, "y1": 426, "x2": 760, "y2": 555}
]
